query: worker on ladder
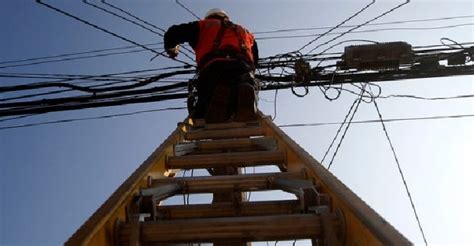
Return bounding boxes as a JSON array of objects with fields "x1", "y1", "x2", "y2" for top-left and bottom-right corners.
[{"x1": 164, "y1": 8, "x2": 259, "y2": 123}]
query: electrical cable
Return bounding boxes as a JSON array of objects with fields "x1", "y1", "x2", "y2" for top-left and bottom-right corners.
[
  {"x1": 372, "y1": 98, "x2": 428, "y2": 245},
  {"x1": 175, "y1": 0, "x2": 201, "y2": 20},
  {"x1": 253, "y1": 14, "x2": 474, "y2": 35},
  {"x1": 100, "y1": 0, "x2": 198, "y2": 61},
  {"x1": 0, "y1": 91, "x2": 189, "y2": 117},
  {"x1": 256, "y1": 23, "x2": 474, "y2": 41},
  {"x1": 36, "y1": 0, "x2": 159, "y2": 55},
  {"x1": 320, "y1": 88, "x2": 363, "y2": 163},
  {"x1": 0, "y1": 70, "x2": 194, "y2": 94},
  {"x1": 0, "y1": 46, "x2": 161, "y2": 70},
  {"x1": 0, "y1": 42, "x2": 160, "y2": 67},
  {"x1": 306, "y1": 0, "x2": 411, "y2": 55},
  {"x1": 0, "y1": 106, "x2": 186, "y2": 130},
  {"x1": 83, "y1": 0, "x2": 164, "y2": 37},
  {"x1": 297, "y1": 0, "x2": 376, "y2": 52},
  {"x1": 278, "y1": 113, "x2": 474, "y2": 128},
  {"x1": 326, "y1": 84, "x2": 366, "y2": 170},
  {"x1": 101, "y1": 0, "x2": 165, "y2": 32},
  {"x1": 36, "y1": 0, "x2": 194, "y2": 67},
  {"x1": 83, "y1": 0, "x2": 195, "y2": 62},
  {"x1": 379, "y1": 93, "x2": 474, "y2": 101},
  {"x1": 2, "y1": 111, "x2": 472, "y2": 131}
]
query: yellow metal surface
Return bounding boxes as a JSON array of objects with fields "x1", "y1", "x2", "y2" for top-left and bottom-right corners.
[{"x1": 66, "y1": 115, "x2": 410, "y2": 245}]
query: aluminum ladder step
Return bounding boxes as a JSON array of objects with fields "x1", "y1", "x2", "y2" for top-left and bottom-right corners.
[
  {"x1": 149, "y1": 171, "x2": 304, "y2": 194},
  {"x1": 174, "y1": 136, "x2": 278, "y2": 156},
  {"x1": 184, "y1": 126, "x2": 265, "y2": 140},
  {"x1": 156, "y1": 200, "x2": 301, "y2": 219},
  {"x1": 166, "y1": 150, "x2": 286, "y2": 169},
  {"x1": 119, "y1": 214, "x2": 324, "y2": 243}
]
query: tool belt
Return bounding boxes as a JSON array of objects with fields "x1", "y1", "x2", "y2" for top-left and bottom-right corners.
[{"x1": 199, "y1": 48, "x2": 253, "y2": 70}]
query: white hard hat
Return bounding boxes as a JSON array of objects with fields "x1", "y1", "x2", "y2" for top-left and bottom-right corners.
[{"x1": 205, "y1": 8, "x2": 228, "y2": 19}]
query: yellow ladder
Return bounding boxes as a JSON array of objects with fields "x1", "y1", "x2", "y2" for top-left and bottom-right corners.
[{"x1": 66, "y1": 115, "x2": 411, "y2": 245}]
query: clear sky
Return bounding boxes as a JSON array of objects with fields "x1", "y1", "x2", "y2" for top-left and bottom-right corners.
[{"x1": 0, "y1": 0, "x2": 473, "y2": 245}]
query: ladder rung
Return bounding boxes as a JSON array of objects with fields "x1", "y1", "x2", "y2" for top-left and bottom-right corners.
[
  {"x1": 119, "y1": 214, "x2": 321, "y2": 243},
  {"x1": 166, "y1": 150, "x2": 285, "y2": 169},
  {"x1": 192, "y1": 121, "x2": 259, "y2": 130},
  {"x1": 156, "y1": 200, "x2": 301, "y2": 219},
  {"x1": 150, "y1": 171, "x2": 304, "y2": 193},
  {"x1": 174, "y1": 137, "x2": 277, "y2": 156},
  {"x1": 185, "y1": 127, "x2": 265, "y2": 140}
]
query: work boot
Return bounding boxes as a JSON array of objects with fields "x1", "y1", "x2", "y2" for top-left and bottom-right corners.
[
  {"x1": 205, "y1": 84, "x2": 231, "y2": 123},
  {"x1": 234, "y1": 83, "x2": 257, "y2": 122}
]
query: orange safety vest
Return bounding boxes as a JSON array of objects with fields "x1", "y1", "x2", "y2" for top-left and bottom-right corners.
[{"x1": 194, "y1": 19, "x2": 255, "y2": 69}]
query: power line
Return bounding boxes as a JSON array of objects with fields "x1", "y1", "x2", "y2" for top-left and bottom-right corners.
[
  {"x1": 307, "y1": 0, "x2": 411, "y2": 54},
  {"x1": 0, "y1": 67, "x2": 192, "y2": 102},
  {"x1": 321, "y1": 87, "x2": 364, "y2": 164},
  {"x1": 36, "y1": 0, "x2": 194, "y2": 67},
  {"x1": 82, "y1": 0, "x2": 194, "y2": 62},
  {"x1": 90, "y1": 0, "x2": 196, "y2": 61},
  {"x1": 0, "y1": 43, "x2": 161, "y2": 69},
  {"x1": 0, "y1": 107, "x2": 186, "y2": 131},
  {"x1": 372, "y1": 99, "x2": 428, "y2": 245},
  {"x1": 277, "y1": 113, "x2": 474, "y2": 128},
  {"x1": 297, "y1": 0, "x2": 376, "y2": 52},
  {"x1": 253, "y1": 14, "x2": 474, "y2": 35},
  {"x1": 0, "y1": 69, "x2": 194, "y2": 94},
  {"x1": 380, "y1": 93, "x2": 474, "y2": 101},
  {"x1": 36, "y1": 0, "x2": 160, "y2": 55},
  {"x1": 326, "y1": 84, "x2": 366, "y2": 170},
  {"x1": 1, "y1": 21, "x2": 470, "y2": 70},
  {"x1": 256, "y1": 23, "x2": 474, "y2": 41},
  {"x1": 83, "y1": 0, "x2": 164, "y2": 37},
  {"x1": 100, "y1": 0, "x2": 166, "y2": 32},
  {"x1": 175, "y1": 0, "x2": 201, "y2": 20}
]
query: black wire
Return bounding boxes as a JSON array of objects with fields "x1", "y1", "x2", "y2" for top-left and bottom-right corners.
[
  {"x1": 3, "y1": 111, "x2": 472, "y2": 131},
  {"x1": 36, "y1": 0, "x2": 194, "y2": 67},
  {"x1": 100, "y1": 0, "x2": 165, "y2": 32},
  {"x1": 0, "y1": 68, "x2": 191, "y2": 103},
  {"x1": 175, "y1": 0, "x2": 201, "y2": 20},
  {"x1": 0, "y1": 70, "x2": 194, "y2": 94},
  {"x1": 297, "y1": 0, "x2": 376, "y2": 52},
  {"x1": 279, "y1": 111, "x2": 474, "y2": 128},
  {"x1": 327, "y1": 84, "x2": 366, "y2": 170},
  {"x1": 306, "y1": 0, "x2": 411, "y2": 55},
  {"x1": 1, "y1": 23, "x2": 469, "y2": 70},
  {"x1": 320, "y1": 89, "x2": 362, "y2": 163},
  {"x1": 36, "y1": 0, "x2": 160, "y2": 55},
  {"x1": 380, "y1": 93, "x2": 474, "y2": 101},
  {"x1": 0, "y1": 90, "x2": 189, "y2": 117},
  {"x1": 0, "y1": 48, "x2": 158, "y2": 70},
  {"x1": 83, "y1": 0, "x2": 195, "y2": 62},
  {"x1": 100, "y1": 0, "x2": 195, "y2": 60},
  {"x1": 0, "y1": 107, "x2": 186, "y2": 131},
  {"x1": 83, "y1": 0, "x2": 164, "y2": 36},
  {"x1": 372, "y1": 98, "x2": 428, "y2": 245},
  {"x1": 0, "y1": 114, "x2": 34, "y2": 123},
  {"x1": 0, "y1": 42, "x2": 159, "y2": 66},
  {"x1": 100, "y1": 0, "x2": 200, "y2": 57},
  {"x1": 253, "y1": 14, "x2": 474, "y2": 35},
  {"x1": 0, "y1": 44, "x2": 161, "y2": 69},
  {"x1": 256, "y1": 23, "x2": 474, "y2": 41}
]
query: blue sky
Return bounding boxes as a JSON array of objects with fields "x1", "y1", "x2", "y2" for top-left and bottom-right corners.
[{"x1": 1, "y1": 0, "x2": 473, "y2": 245}]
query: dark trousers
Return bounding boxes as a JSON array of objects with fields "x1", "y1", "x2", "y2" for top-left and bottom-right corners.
[{"x1": 191, "y1": 60, "x2": 254, "y2": 119}]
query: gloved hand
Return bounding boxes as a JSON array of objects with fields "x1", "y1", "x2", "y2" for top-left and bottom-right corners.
[{"x1": 166, "y1": 45, "x2": 180, "y2": 58}]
